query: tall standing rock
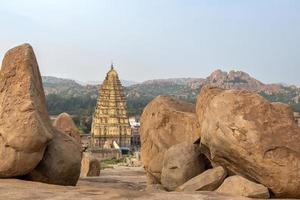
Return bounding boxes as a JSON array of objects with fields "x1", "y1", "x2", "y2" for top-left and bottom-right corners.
[
  {"x1": 0, "y1": 43, "x2": 82, "y2": 186},
  {"x1": 140, "y1": 96, "x2": 201, "y2": 184},
  {"x1": 0, "y1": 44, "x2": 53, "y2": 177},
  {"x1": 196, "y1": 86, "x2": 300, "y2": 198},
  {"x1": 80, "y1": 152, "x2": 101, "y2": 177},
  {"x1": 53, "y1": 112, "x2": 81, "y2": 145}
]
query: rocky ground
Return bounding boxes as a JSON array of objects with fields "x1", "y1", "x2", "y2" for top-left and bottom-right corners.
[{"x1": 0, "y1": 166, "x2": 258, "y2": 200}]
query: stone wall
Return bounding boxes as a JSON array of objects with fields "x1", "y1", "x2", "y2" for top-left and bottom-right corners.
[
  {"x1": 89, "y1": 148, "x2": 121, "y2": 161},
  {"x1": 294, "y1": 112, "x2": 300, "y2": 127}
]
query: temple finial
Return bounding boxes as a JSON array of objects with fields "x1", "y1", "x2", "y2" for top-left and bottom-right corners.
[{"x1": 111, "y1": 61, "x2": 114, "y2": 70}]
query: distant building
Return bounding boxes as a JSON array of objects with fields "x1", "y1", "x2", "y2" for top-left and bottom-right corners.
[
  {"x1": 129, "y1": 116, "x2": 141, "y2": 150},
  {"x1": 91, "y1": 65, "x2": 132, "y2": 149}
]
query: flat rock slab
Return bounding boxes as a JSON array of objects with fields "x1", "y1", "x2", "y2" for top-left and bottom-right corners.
[
  {"x1": 177, "y1": 166, "x2": 227, "y2": 192},
  {"x1": 0, "y1": 166, "x2": 294, "y2": 200}
]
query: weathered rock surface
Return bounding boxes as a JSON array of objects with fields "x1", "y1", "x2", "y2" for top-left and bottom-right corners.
[
  {"x1": 196, "y1": 86, "x2": 300, "y2": 198},
  {"x1": 53, "y1": 112, "x2": 81, "y2": 145},
  {"x1": 217, "y1": 175, "x2": 270, "y2": 199},
  {"x1": 24, "y1": 130, "x2": 82, "y2": 186},
  {"x1": 177, "y1": 166, "x2": 227, "y2": 192},
  {"x1": 161, "y1": 142, "x2": 205, "y2": 191},
  {"x1": 80, "y1": 152, "x2": 100, "y2": 177},
  {"x1": 0, "y1": 166, "x2": 254, "y2": 200},
  {"x1": 140, "y1": 96, "x2": 201, "y2": 184},
  {"x1": 146, "y1": 184, "x2": 166, "y2": 192},
  {"x1": 0, "y1": 44, "x2": 53, "y2": 177}
]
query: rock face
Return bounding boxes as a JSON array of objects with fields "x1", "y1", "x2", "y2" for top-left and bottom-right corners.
[
  {"x1": 161, "y1": 142, "x2": 205, "y2": 191},
  {"x1": 53, "y1": 112, "x2": 81, "y2": 145},
  {"x1": 140, "y1": 96, "x2": 201, "y2": 184},
  {"x1": 205, "y1": 70, "x2": 265, "y2": 92},
  {"x1": 196, "y1": 86, "x2": 300, "y2": 198},
  {"x1": 80, "y1": 153, "x2": 100, "y2": 177},
  {"x1": 177, "y1": 166, "x2": 227, "y2": 192},
  {"x1": 0, "y1": 44, "x2": 53, "y2": 177},
  {"x1": 217, "y1": 175, "x2": 270, "y2": 199},
  {"x1": 24, "y1": 130, "x2": 82, "y2": 186}
]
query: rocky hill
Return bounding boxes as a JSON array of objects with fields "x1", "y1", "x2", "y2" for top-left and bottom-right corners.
[
  {"x1": 42, "y1": 76, "x2": 98, "y2": 97},
  {"x1": 42, "y1": 70, "x2": 300, "y2": 117}
]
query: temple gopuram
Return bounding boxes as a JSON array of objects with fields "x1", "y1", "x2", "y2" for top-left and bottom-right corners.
[{"x1": 91, "y1": 65, "x2": 132, "y2": 149}]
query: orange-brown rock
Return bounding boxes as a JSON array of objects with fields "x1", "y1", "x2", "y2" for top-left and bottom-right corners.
[
  {"x1": 140, "y1": 96, "x2": 201, "y2": 184},
  {"x1": 176, "y1": 166, "x2": 227, "y2": 192},
  {"x1": 217, "y1": 175, "x2": 270, "y2": 199},
  {"x1": 161, "y1": 142, "x2": 205, "y2": 191},
  {"x1": 24, "y1": 130, "x2": 82, "y2": 186},
  {"x1": 0, "y1": 44, "x2": 53, "y2": 177},
  {"x1": 53, "y1": 112, "x2": 81, "y2": 145},
  {"x1": 80, "y1": 152, "x2": 100, "y2": 177},
  {"x1": 196, "y1": 86, "x2": 300, "y2": 198}
]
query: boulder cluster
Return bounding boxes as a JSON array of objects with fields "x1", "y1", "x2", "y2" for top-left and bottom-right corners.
[
  {"x1": 141, "y1": 86, "x2": 300, "y2": 198},
  {"x1": 0, "y1": 44, "x2": 82, "y2": 186}
]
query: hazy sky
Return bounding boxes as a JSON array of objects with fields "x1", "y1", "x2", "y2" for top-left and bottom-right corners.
[{"x1": 0, "y1": 0, "x2": 299, "y2": 85}]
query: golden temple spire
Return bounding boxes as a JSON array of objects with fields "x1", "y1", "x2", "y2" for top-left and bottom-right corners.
[{"x1": 91, "y1": 64, "x2": 131, "y2": 149}]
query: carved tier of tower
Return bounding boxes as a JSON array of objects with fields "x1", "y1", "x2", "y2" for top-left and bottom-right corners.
[{"x1": 91, "y1": 65, "x2": 132, "y2": 148}]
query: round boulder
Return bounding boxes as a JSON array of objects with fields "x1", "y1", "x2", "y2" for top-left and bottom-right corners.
[
  {"x1": 196, "y1": 86, "x2": 300, "y2": 198},
  {"x1": 161, "y1": 142, "x2": 206, "y2": 191},
  {"x1": 24, "y1": 130, "x2": 82, "y2": 186},
  {"x1": 53, "y1": 112, "x2": 81, "y2": 145}
]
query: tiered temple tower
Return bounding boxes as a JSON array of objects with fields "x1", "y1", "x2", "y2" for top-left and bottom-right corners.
[{"x1": 91, "y1": 65, "x2": 132, "y2": 148}]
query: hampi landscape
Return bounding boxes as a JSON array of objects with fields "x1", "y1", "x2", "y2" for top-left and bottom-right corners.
[{"x1": 1, "y1": 1, "x2": 300, "y2": 200}]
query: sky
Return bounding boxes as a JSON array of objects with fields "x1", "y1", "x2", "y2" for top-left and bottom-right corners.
[{"x1": 0, "y1": 0, "x2": 299, "y2": 85}]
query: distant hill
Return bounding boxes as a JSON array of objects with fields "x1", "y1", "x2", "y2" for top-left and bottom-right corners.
[
  {"x1": 75, "y1": 79, "x2": 138, "y2": 87},
  {"x1": 42, "y1": 70, "x2": 300, "y2": 118},
  {"x1": 42, "y1": 76, "x2": 98, "y2": 97}
]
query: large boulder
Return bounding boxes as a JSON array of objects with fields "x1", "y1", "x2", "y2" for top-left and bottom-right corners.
[
  {"x1": 216, "y1": 175, "x2": 270, "y2": 199},
  {"x1": 0, "y1": 44, "x2": 53, "y2": 177},
  {"x1": 53, "y1": 112, "x2": 81, "y2": 145},
  {"x1": 80, "y1": 152, "x2": 100, "y2": 177},
  {"x1": 24, "y1": 130, "x2": 82, "y2": 186},
  {"x1": 161, "y1": 142, "x2": 205, "y2": 191},
  {"x1": 196, "y1": 86, "x2": 300, "y2": 198},
  {"x1": 140, "y1": 96, "x2": 201, "y2": 184},
  {"x1": 177, "y1": 166, "x2": 227, "y2": 192}
]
